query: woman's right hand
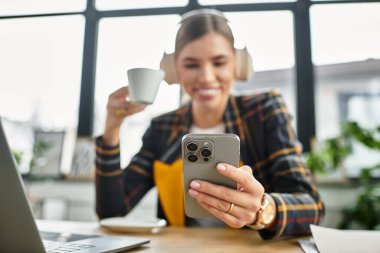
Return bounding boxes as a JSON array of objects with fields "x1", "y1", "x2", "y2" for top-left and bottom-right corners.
[{"x1": 102, "y1": 87, "x2": 146, "y2": 146}]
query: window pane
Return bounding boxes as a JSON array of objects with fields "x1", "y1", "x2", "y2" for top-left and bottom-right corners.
[
  {"x1": 225, "y1": 11, "x2": 297, "y2": 126},
  {"x1": 311, "y1": 3, "x2": 380, "y2": 178},
  {"x1": 0, "y1": 15, "x2": 85, "y2": 174},
  {"x1": 95, "y1": 15, "x2": 181, "y2": 167},
  {"x1": 96, "y1": 0, "x2": 188, "y2": 11},
  {"x1": 311, "y1": 3, "x2": 380, "y2": 65},
  {"x1": 200, "y1": 0, "x2": 295, "y2": 5},
  {"x1": 0, "y1": 0, "x2": 85, "y2": 16}
]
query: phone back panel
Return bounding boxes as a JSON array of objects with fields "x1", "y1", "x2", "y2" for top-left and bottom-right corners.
[{"x1": 182, "y1": 134, "x2": 240, "y2": 218}]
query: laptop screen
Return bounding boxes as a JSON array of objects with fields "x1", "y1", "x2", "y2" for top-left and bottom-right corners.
[{"x1": 0, "y1": 118, "x2": 47, "y2": 252}]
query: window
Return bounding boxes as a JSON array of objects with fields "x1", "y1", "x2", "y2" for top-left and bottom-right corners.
[
  {"x1": 94, "y1": 15, "x2": 181, "y2": 167},
  {"x1": 95, "y1": 0, "x2": 188, "y2": 11},
  {"x1": 0, "y1": 0, "x2": 85, "y2": 16},
  {"x1": 225, "y1": 11, "x2": 297, "y2": 124},
  {"x1": 0, "y1": 15, "x2": 85, "y2": 174},
  {"x1": 311, "y1": 3, "x2": 380, "y2": 177}
]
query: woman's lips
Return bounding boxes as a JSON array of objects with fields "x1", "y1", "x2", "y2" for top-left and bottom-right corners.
[{"x1": 194, "y1": 88, "x2": 221, "y2": 100}]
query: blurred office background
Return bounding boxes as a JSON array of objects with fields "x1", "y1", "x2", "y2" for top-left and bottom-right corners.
[{"x1": 1, "y1": 0, "x2": 379, "y2": 228}]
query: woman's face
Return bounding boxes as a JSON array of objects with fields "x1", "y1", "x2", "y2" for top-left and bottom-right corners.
[{"x1": 175, "y1": 32, "x2": 235, "y2": 111}]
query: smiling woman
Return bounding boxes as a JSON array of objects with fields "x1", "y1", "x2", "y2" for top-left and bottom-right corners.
[{"x1": 95, "y1": 9, "x2": 324, "y2": 240}]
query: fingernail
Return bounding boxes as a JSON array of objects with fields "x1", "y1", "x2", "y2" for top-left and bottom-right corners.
[
  {"x1": 189, "y1": 189, "x2": 199, "y2": 196},
  {"x1": 217, "y1": 164, "x2": 227, "y2": 172},
  {"x1": 190, "y1": 181, "x2": 200, "y2": 188}
]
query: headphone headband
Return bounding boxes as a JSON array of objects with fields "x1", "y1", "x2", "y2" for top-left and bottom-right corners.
[{"x1": 181, "y1": 9, "x2": 227, "y2": 23}]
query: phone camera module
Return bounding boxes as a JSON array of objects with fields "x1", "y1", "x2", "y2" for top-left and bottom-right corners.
[
  {"x1": 186, "y1": 142, "x2": 198, "y2": 152},
  {"x1": 200, "y1": 148, "x2": 212, "y2": 157},
  {"x1": 187, "y1": 154, "x2": 198, "y2": 163}
]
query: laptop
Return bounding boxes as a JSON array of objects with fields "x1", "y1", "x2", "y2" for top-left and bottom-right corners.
[{"x1": 0, "y1": 117, "x2": 150, "y2": 253}]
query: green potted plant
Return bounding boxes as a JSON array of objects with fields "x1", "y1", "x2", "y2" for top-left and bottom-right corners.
[
  {"x1": 305, "y1": 135, "x2": 351, "y2": 175},
  {"x1": 305, "y1": 122, "x2": 380, "y2": 230},
  {"x1": 338, "y1": 122, "x2": 380, "y2": 230}
]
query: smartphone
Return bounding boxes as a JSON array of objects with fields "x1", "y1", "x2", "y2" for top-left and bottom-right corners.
[{"x1": 182, "y1": 133, "x2": 240, "y2": 218}]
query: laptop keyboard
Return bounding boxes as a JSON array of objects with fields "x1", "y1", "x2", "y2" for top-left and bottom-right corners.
[
  {"x1": 44, "y1": 240, "x2": 95, "y2": 253},
  {"x1": 40, "y1": 231, "x2": 97, "y2": 253}
]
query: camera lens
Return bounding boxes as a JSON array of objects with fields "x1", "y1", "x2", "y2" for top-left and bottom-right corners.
[
  {"x1": 200, "y1": 148, "x2": 212, "y2": 157},
  {"x1": 186, "y1": 142, "x2": 198, "y2": 152},
  {"x1": 187, "y1": 154, "x2": 198, "y2": 163}
]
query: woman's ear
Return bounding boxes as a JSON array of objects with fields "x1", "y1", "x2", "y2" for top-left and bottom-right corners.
[
  {"x1": 234, "y1": 47, "x2": 254, "y2": 81},
  {"x1": 160, "y1": 52, "x2": 179, "y2": 84}
]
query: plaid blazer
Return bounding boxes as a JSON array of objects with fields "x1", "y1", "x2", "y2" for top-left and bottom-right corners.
[{"x1": 96, "y1": 90, "x2": 324, "y2": 240}]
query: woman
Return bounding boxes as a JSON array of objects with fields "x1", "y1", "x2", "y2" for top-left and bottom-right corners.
[{"x1": 96, "y1": 9, "x2": 324, "y2": 240}]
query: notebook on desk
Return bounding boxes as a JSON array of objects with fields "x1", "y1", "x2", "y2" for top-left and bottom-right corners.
[{"x1": 0, "y1": 117, "x2": 149, "y2": 253}]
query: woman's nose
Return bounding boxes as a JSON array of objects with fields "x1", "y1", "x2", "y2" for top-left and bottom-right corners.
[{"x1": 198, "y1": 64, "x2": 216, "y2": 83}]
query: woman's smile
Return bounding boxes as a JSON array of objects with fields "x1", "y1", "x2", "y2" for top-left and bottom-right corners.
[{"x1": 193, "y1": 87, "x2": 222, "y2": 101}]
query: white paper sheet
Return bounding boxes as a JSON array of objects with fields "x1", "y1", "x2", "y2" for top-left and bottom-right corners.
[
  {"x1": 310, "y1": 224, "x2": 380, "y2": 253},
  {"x1": 298, "y1": 239, "x2": 320, "y2": 253}
]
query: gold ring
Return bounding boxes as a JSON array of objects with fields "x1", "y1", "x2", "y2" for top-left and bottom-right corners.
[
  {"x1": 114, "y1": 108, "x2": 126, "y2": 116},
  {"x1": 227, "y1": 203, "x2": 234, "y2": 214}
]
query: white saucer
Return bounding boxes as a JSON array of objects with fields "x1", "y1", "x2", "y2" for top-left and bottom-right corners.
[{"x1": 100, "y1": 217, "x2": 167, "y2": 233}]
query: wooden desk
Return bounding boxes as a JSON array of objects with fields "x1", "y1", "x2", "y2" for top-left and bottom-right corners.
[{"x1": 36, "y1": 220, "x2": 305, "y2": 253}]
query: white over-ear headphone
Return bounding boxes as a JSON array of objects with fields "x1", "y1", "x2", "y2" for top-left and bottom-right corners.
[{"x1": 160, "y1": 47, "x2": 253, "y2": 85}]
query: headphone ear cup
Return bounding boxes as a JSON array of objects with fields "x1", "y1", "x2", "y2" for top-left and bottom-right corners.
[
  {"x1": 160, "y1": 52, "x2": 178, "y2": 84},
  {"x1": 235, "y1": 47, "x2": 253, "y2": 81}
]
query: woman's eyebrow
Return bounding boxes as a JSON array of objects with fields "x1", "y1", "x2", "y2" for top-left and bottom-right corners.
[
  {"x1": 212, "y1": 55, "x2": 228, "y2": 60},
  {"x1": 182, "y1": 54, "x2": 228, "y2": 62},
  {"x1": 182, "y1": 57, "x2": 198, "y2": 62}
]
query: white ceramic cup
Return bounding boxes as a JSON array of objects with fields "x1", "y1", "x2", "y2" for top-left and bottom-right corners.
[{"x1": 127, "y1": 68, "x2": 165, "y2": 105}]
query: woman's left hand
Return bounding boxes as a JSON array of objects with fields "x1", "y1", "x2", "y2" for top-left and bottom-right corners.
[{"x1": 188, "y1": 163, "x2": 264, "y2": 228}]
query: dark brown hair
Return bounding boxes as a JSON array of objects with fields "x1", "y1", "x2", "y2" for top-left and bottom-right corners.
[{"x1": 174, "y1": 11, "x2": 234, "y2": 56}]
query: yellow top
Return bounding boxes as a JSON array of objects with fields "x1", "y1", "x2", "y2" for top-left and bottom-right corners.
[{"x1": 154, "y1": 159, "x2": 185, "y2": 226}]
